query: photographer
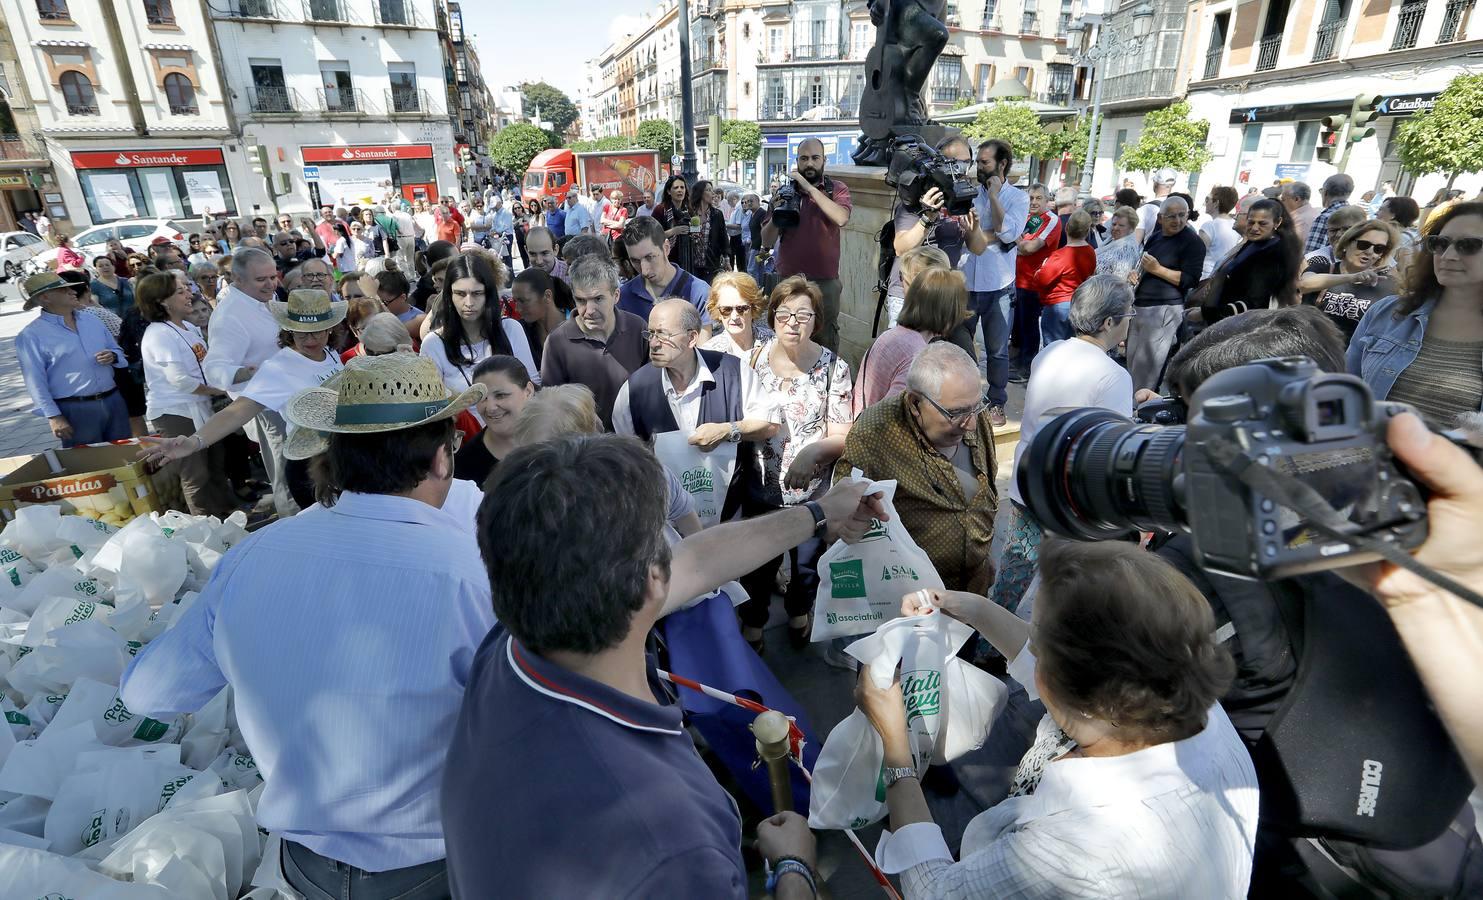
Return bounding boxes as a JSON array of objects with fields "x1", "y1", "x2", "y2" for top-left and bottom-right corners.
[
  {"x1": 962, "y1": 139, "x2": 1029, "y2": 429},
  {"x1": 761, "y1": 138, "x2": 853, "y2": 351},
  {"x1": 885, "y1": 136, "x2": 989, "y2": 329}
]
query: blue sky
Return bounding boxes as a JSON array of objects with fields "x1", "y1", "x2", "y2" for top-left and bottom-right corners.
[{"x1": 462, "y1": 0, "x2": 660, "y2": 100}]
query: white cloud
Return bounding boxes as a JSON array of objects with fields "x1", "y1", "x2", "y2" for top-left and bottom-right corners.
[{"x1": 609, "y1": 14, "x2": 644, "y2": 42}]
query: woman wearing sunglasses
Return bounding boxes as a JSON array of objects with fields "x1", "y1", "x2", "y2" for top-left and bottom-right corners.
[
  {"x1": 1298, "y1": 219, "x2": 1400, "y2": 341},
  {"x1": 1348, "y1": 202, "x2": 1483, "y2": 428}
]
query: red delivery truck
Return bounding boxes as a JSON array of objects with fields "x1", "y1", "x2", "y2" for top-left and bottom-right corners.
[{"x1": 522, "y1": 149, "x2": 667, "y2": 206}]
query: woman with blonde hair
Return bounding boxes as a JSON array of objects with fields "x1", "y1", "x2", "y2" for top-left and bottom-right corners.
[
  {"x1": 703, "y1": 270, "x2": 775, "y2": 358},
  {"x1": 1095, "y1": 205, "x2": 1143, "y2": 284},
  {"x1": 1300, "y1": 218, "x2": 1401, "y2": 340},
  {"x1": 853, "y1": 265, "x2": 967, "y2": 412}
]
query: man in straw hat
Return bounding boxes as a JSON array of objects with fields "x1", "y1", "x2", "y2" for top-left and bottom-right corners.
[
  {"x1": 15, "y1": 271, "x2": 131, "y2": 446},
  {"x1": 122, "y1": 351, "x2": 487, "y2": 897}
]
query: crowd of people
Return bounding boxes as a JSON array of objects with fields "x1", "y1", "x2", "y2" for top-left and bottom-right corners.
[{"x1": 11, "y1": 139, "x2": 1483, "y2": 900}]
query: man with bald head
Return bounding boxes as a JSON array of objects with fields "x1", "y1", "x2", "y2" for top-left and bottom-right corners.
[
  {"x1": 524, "y1": 225, "x2": 567, "y2": 282},
  {"x1": 1127, "y1": 195, "x2": 1205, "y2": 391},
  {"x1": 761, "y1": 137, "x2": 852, "y2": 350}
]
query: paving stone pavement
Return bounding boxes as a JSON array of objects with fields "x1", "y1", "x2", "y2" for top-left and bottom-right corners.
[{"x1": 0, "y1": 283, "x2": 60, "y2": 461}]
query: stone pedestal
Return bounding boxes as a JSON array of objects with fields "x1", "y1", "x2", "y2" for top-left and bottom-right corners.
[{"x1": 827, "y1": 165, "x2": 894, "y2": 372}]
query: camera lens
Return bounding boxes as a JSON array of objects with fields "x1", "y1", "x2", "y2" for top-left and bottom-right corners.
[{"x1": 1017, "y1": 408, "x2": 1187, "y2": 541}]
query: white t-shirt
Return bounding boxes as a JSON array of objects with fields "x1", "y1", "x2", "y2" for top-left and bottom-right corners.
[
  {"x1": 242, "y1": 346, "x2": 344, "y2": 426},
  {"x1": 1137, "y1": 201, "x2": 1162, "y2": 237},
  {"x1": 1010, "y1": 337, "x2": 1133, "y2": 505},
  {"x1": 333, "y1": 237, "x2": 356, "y2": 273},
  {"x1": 141, "y1": 320, "x2": 212, "y2": 425},
  {"x1": 1199, "y1": 218, "x2": 1242, "y2": 279},
  {"x1": 419, "y1": 318, "x2": 539, "y2": 395}
]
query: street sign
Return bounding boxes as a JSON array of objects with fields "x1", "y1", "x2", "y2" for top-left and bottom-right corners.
[
  {"x1": 1376, "y1": 93, "x2": 1438, "y2": 117},
  {"x1": 302, "y1": 165, "x2": 320, "y2": 182},
  {"x1": 671, "y1": 154, "x2": 681, "y2": 166},
  {"x1": 1274, "y1": 163, "x2": 1310, "y2": 181}
]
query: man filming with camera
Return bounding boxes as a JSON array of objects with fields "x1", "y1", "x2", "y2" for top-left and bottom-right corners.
[
  {"x1": 761, "y1": 138, "x2": 852, "y2": 351},
  {"x1": 962, "y1": 139, "x2": 1029, "y2": 429}
]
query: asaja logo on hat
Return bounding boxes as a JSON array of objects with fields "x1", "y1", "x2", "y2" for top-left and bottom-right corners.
[{"x1": 268, "y1": 289, "x2": 348, "y2": 332}]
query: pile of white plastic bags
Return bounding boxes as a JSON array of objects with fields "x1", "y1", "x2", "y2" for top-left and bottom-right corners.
[{"x1": 0, "y1": 504, "x2": 298, "y2": 899}]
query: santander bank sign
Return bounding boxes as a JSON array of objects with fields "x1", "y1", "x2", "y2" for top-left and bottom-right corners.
[{"x1": 71, "y1": 148, "x2": 225, "y2": 169}]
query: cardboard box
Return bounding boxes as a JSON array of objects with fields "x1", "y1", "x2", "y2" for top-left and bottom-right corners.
[{"x1": 0, "y1": 440, "x2": 165, "y2": 525}]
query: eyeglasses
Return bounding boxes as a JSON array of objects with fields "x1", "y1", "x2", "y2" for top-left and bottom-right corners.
[
  {"x1": 716, "y1": 305, "x2": 751, "y2": 317},
  {"x1": 774, "y1": 309, "x2": 816, "y2": 325},
  {"x1": 919, "y1": 391, "x2": 991, "y2": 424},
  {"x1": 1422, "y1": 235, "x2": 1483, "y2": 257},
  {"x1": 1351, "y1": 239, "x2": 1390, "y2": 254},
  {"x1": 642, "y1": 328, "x2": 696, "y2": 346}
]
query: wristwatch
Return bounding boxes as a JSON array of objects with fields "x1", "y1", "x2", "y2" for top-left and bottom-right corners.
[
  {"x1": 803, "y1": 500, "x2": 827, "y2": 539},
  {"x1": 727, "y1": 421, "x2": 742, "y2": 443},
  {"x1": 883, "y1": 766, "x2": 919, "y2": 789}
]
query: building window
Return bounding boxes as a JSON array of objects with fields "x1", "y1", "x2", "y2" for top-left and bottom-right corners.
[
  {"x1": 1013, "y1": 65, "x2": 1034, "y2": 92},
  {"x1": 930, "y1": 57, "x2": 962, "y2": 103},
  {"x1": 163, "y1": 72, "x2": 196, "y2": 114},
  {"x1": 1391, "y1": 0, "x2": 1427, "y2": 49},
  {"x1": 389, "y1": 64, "x2": 418, "y2": 112},
  {"x1": 1046, "y1": 62, "x2": 1073, "y2": 104},
  {"x1": 1293, "y1": 121, "x2": 1319, "y2": 162},
  {"x1": 768, "y1": 26, "x2": 783, "y2": 58},
  {"x1": 319, "y1": 61, "x2": 354, "y2": 111},
  {"x1": 37, "y1": 0, "x2": 70, "y2": 19},
  {"x1": 144, "y1": 0, "x2": 175, "y2": 24},
  {"x1": 1203, "y1": 12, "x2": 1230, "y2": 79},
  {"x1": 1312, "y1": 0, "x2": 1348, "y2": 61},
  {"x1": 249, "y1": 61, "x2": 291, "y2": 112},
  {"x1": 1241, "y1": 123, "x2": 1263, "y2": 154},
  {"x1": 850, "y1": 21, "x2": 872, "y2": 57},
  {"x1": 60, "y1": 71, "x2": 98, "y2": 114},
  {"x1": 1257, "y1": 0, "x2": 1289, "y2": 71}
]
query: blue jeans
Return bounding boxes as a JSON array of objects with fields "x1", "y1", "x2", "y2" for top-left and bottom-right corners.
[
  {"x1": 966, "y1": 287, "x2": 1012, "y2": 407},
  {"x1": 1039, "y1": 302, "x2": 1072, "y2": 345},
  {"x1": 55, "y1": 389, "x2": 130, "y2": 447},
  {"x1": 283, "y1": 841, "x2": 449, "y2": 900}
]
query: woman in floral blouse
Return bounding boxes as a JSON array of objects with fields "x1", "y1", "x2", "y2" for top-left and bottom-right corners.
[{"x1": 737, "y1": 274, "x2": 854, "y2": 652}]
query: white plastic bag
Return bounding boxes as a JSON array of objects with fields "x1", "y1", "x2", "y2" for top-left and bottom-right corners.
[
  {"x1": 47, "y1": 678, "x2": 185, "y2": 748},
  {"x1": 653, "y1": 431, "x2": 738, "y2": 529},
  {"x1": 811, "y1": 474, "x2": 944, "y2": 642},
  {"x1": 7, "y1": 565, "x2": 108, "y2": 617},
  {"x1": 0, "y1": 842, "x2": 173, "y2": 898},
  {"x1": 807, "y1": 612, "x2": 1007, "y2": 829},
  {"x1": 2, "y1": 504, "x2": 66, "y2": 562},
  {"x1": 0, "y1": 545, "x2": 39, "y2": 592},
  {"x1": 44, "y1": 753, "x2": 209, "y2": 854}
]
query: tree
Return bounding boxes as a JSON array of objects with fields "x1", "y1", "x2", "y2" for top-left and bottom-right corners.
[
  {"x1": 636, "y1": 119, "x2": 678, "y2": 153},
  {"x1": 489, "y1": 123, "x2": 553, "y2": 177},
  {"x1": 1117, "y1": 101, "x2": 1214, "y2": 176},
  {"x1": 520, "y1": 82, "x2": 579, "y2": 134},
  {"x1": 1395, "y1": 74, "x2": 1483, "y2": 188},
  {"x1": 962, "y1": 100, "x2": 1051, "y2": 162},
  {"x1": 720, "y1": 120, "x2": 762, "y2": 162},
  {"x1": 950, "y1": 96, "x2": 976, "y2": 112},
  {"x1": 571, "y1": 135, "x2": 636, "y2": 153},
  {"x1": 1046, "y1": 114, "x2": 1093, "y2": 172}
]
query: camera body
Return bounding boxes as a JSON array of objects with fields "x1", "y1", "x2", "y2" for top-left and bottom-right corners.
[
  {"x1": 884, "y1": 136, "x2": 976, "y2": 216},
  {"x1": 771, "y1": 182, "x2": 803, "y2": 229},
  {"x1": 1018, "y1": 357, "x2": 1432, "y2": 580}
]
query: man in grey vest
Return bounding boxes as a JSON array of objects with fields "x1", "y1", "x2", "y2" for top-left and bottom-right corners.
[{"x1": 613, "y1": 299, "x2": 779, "y2": 509}]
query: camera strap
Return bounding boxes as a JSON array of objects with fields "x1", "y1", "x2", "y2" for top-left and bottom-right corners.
[{"x1": 1203, "y1": 436, "x2": 1483, "y2": 611}]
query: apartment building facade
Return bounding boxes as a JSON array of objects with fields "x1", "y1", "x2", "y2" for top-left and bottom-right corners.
[{"x1": 0, "y1": 12, "x2": 64, "y2": 233}]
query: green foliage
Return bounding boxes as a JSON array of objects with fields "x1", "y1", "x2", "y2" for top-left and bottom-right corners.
[
  {"x1": 962, "y1": 100, "x2": 1051, "y2": 162},
  {"x1": 1046, "y1": 115, "x2": 1094, "y2": 171},
  {"x1": 1395, "y1": 74, "x2": 1483, "y2": 186},
  {"x1": 720, "y1": 120, "x2": 762, "y2": 161},
  {"x1": 1117, "y1": 102, "x2": 1214, "y2": 175},
  {"x1": 950, "y1": 96, "x2": 976, "y2": 112},
  {"x1": 488, "y1": 123, "x2": 553, "y2": 176},
  {"x1": 635, "y1": 119, "x2": 679, "y2": 152},
  {"x1": 541, "y1": 128, "x2": 563, "y2": 149},
  {"x1": 520, "y1": 82, "x2": 579, "y2": 133},
  {"x1": 571, "y1": 135, "x2": 637, "y2": 153}
]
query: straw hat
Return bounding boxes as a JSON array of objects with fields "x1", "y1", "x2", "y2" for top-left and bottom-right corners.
[
  {"x1": 281, "y1": 351, "x2": 484, "y2": 460},
  {"x1": 268, "y1": 288, "x2": 348, "y2": 333},
  {"x1": 20, "y1": 271, "x2": 72, "y2": 309}
]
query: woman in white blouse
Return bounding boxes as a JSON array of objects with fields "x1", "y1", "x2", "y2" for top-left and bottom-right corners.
[
  {"x1": 135, "y1": 271, "x2": 236, "y2": 518},
  {"x1": 420, "y1": 254, "x2": 537, "y2": 410},
  {"x1": 858, "y1": 538, "x2": 1260, "y2": 899}
]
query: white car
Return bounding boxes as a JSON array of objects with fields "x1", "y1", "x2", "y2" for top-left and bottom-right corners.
[
  {"x1": 27, "y1": 218, "x2": 194, "y2": 273},
  {"x1": 0, "y1": 231, "x2": 47, "y2": 280}
]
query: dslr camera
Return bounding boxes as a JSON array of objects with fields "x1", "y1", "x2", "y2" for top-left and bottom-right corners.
[
  {"x1": 1019, "y1": 357, "x2": 1439, "y2": 579},
  {"x1": 885, "y1": 136, "x2": 977, "y2": 217}
]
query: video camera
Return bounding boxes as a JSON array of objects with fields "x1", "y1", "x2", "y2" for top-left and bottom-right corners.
[
  {"x1": 770, "y1": 181, "x2": 804, "y2": 229},
  {"x1": 884, "y1": 136, "x2": 976, "y2": 217},
  {"x1": 1018, "y1": 356, "x2": 1465, "y2": 580}
]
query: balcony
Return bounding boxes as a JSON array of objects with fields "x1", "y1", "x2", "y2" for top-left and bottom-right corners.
[
  {"x1": 1020, "y1": 12, "x2": 1040, "y2": 34},
  {"x1": 1101, "y1": 67, "x2": 1179, "y2": 104},
  {"x1": 247, "y1": 85, "x2": 301, "y2": 114},
  {"x1": 1255, "y1": 33, "x2": 1281, "y2": 71},
  {"x1": 303, "y1": 0, "x2": 348, "y2": 23},
  {"x1": 0, "y1": 134, "x2": 47, "y2": 164},
  {"x1": 65, "y1": 100, "x2": 99, "y2": 115},
  {"x1": 223, "y1": 0, "x2": 286, "y2": 18},
  {"x1": 981, "y1": 14, "x2": 1002, "y2": 31},
  {"x1": 1391, "y1": 3, "x2": 1426, "y2": 49},
  {"x1": 930, "y1": 85, "x2": 965, "y2": 103},
  {"x1": 37, "y1": 0, "x2": 70, "y2": 19},
  {"x1": 168, "y1": 101, "x2": 198, "y2": 115},
  {"x1": 792, "y1": 42, "x2": 844, "y2": 61},
  {"x1": 760, "y1": 94, "x2": 859, "y2": 121},
  {"x1": 1057, "y1": 13, "x2": 1072, "y2": 36},
  {"x1": 1439, "y1": 0, "x2": 1475, "y2": 42},
  {"x1": 386, "y1": 86, "x2": 430, "y2": 114},
  {"x1": 373, "y1": 0, "x2": 422, "y2": 28},
  {"x1": 1202, "y1": 47, "x2": 1222, "y2": 79},
  {"x1": 1311, "y1": 20, "x2": 1344, "y2": 61},
  {"x1": 318, "y1": 86, "x2": 368, "y2": 113}
]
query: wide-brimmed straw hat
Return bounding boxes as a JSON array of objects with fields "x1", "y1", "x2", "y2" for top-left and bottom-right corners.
[
  {"x1": 281, "y1": 351, "x2": 484, "y2": 460},
  {"x1": 268, "y1": 288, "x2": 348, "y2": 333},
  {"x1": 20, "y1": 271, "x2": 72, "y2": 309}
]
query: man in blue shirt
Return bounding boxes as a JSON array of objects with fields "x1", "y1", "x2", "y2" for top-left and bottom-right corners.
[
  {"x1": 544, "y1": 196, "x2": 566, "y2": 239},
  {"x1": 15, "y1": 271, "x2": 130, "y2": 446},
  {"x1": 616, "y1": 215, "x2": 712, "y2": 323},
  {"x1": 443, "y1": 433, "x2": 884, "y2": 898},
  {"x1": 562, "y1": 189, "x2": 595, "y2": 236},
  {"x1": 122, "y1": 353, "x2": 491, "y2": 900}
]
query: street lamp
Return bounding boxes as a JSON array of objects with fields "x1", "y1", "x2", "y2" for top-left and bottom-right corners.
[{"x1": 1076, "y1": 0, "x2": 1156, "y2": 199}]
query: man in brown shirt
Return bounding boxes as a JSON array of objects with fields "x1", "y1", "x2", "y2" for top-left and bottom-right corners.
[
  {"x1": 538, "y1": 254, "x2": 649, "y2": 430},
  {"x1": 834, "y1": 342, "x2": 998, "y2": 594}
]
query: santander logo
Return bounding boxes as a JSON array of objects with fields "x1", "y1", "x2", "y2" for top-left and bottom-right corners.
[
  {"x1": 341, "y1": 149, "x2": 355, "y2": 160},
  {"x1": 114, "y1": 153, "x2": 131, "y2": 166},
  {"x1": 116, "y1": 152, "x2": 191, "y2": 166}
]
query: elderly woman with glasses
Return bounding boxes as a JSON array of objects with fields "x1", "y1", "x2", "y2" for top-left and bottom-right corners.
[
  {"x1": 702, "y1": 270, "x2": 775, "y2": 358},
  {"x1": 1349, "y1": 201, "x2": 1483, "y2": 429}
]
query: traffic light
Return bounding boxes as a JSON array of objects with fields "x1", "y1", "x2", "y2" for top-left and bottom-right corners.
[
  {"x1": 1349, "y1": 94, "x2": 1381, "y2": 143},
  {"x1": 708, "y1": 115, "x2": 722, "y2": 153},
  {"x1": 247, "y1": 145, "x2": 269, "y2": 177},
  {"x1": 1317, "y1": 115, "x2": 1346, "y2": 163},
  {"x1": 716, "y1": 142, "x2": 732, "y2": 173}
]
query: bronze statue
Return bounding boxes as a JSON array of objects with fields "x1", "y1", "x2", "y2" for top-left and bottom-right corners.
[{"x1": 854, "y1": 0, "x2": 952, "y2": 165}]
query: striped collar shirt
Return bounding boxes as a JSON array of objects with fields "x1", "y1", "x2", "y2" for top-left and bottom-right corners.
[{"x1": 15, "y1": 310, "x2": 128, "y2": 418}]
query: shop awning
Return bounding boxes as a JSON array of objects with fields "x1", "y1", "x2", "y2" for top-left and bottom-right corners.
[
  {"x1": 142, "y1": 42, "x2": 194, "y2": 51},
  {"x1": 33, "y1": 39, "x2": 90, "y2": 47}
]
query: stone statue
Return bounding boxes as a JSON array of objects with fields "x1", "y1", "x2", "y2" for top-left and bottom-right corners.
[{"x1": 853, "y1": 0, "x2": 952, "y2": 166}]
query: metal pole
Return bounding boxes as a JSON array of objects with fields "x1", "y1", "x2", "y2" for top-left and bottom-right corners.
[
  {"x1": 1078, "y1": 51, "x2": 1105, "y2": 199},
  {"x1": 752, "y1": 710, "x2": 794, "y2": 815},
  {"x1": 677, "y1": 0, "x2": 699, "y2": 184}
]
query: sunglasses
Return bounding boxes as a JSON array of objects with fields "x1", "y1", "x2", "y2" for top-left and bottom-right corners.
[
  {"x1": 1351, "y1": 239, "x2": 1390, "y2": 254},
  {"x1": 716, "y1": 305, "x2": 751, "y2": 317},
  {"x1": 919, "y1": 391, "x2": 990, "y2": 424},
  {"x1": 1422, "y1": 235, "x2": 1483, "y2": 257}
]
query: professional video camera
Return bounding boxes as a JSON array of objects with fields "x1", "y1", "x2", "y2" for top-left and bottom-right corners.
[
  {"x1": 1017, "y1": 356, "x2": 1468, "y2": 580},
  {"x1": 884, "y1": 135, "x2": 977, "y2": 217},
  {"x1": 770, "y1": 181, "x2": 803, "y2": 229}
]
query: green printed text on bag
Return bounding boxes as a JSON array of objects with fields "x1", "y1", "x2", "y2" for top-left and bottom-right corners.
[
  {"x1": 829, "y1": 559, "x2": 866, "y2": 599},
  {"x1": 902, "y1": 669, "x2": 942, "y2": 724}
]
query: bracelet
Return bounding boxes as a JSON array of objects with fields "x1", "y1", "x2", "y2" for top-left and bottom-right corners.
[
  {"x1": 192, "y1": 434, "x2": 205, "y2": 452},
  {"x1": 766, "y1": 857, "x2": 818, "y2": 898}
]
